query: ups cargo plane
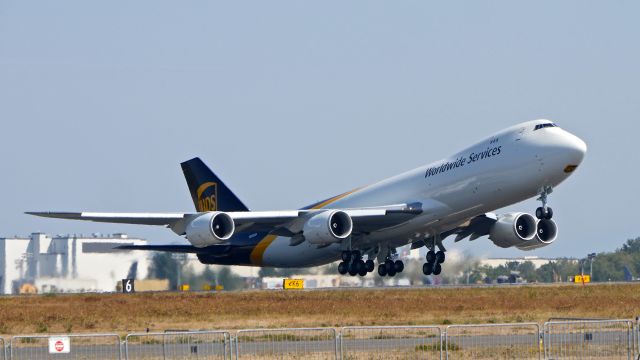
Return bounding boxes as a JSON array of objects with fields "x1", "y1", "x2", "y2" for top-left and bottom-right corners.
[{"x1": 29, "y1": 120, "x2": 587, "y2": 277}]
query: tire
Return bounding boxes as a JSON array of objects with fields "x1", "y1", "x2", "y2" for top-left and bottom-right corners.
[
  {"x1": 358, "y1": 268, "x2": 368, "y2": 277},
  {"x1": 358, "y1": 260, "x2": 366, "y2": 272},
  {"x1": 385, "y1": 261, "x2": 394, "y2": 273},
  {"x1": 351, "y1": 261, "x2": 361, "y2": 274},
  {"x1": 426, "y1": 251, "x2": 436, "y2": 263},
  {"x1": 423, "y1": 263, "x2": 433, "y2": 275},
  {"x1": 436, "y1": 251, "x2": 446, "y2": 264},
  {"x1": 365, "y1": 260, "x2": 375, "y2": 272},
  {"x1": 341, "y1": 251, "x2": 351, "y2": 262},
  {"x1": 394, "y1": 260, "x2": 404, "y2": 273},
  {"x1": 433, "y1": 263, "x2": 442, "y2": 275},
  {"x1": 545, "y1": 207, "x2": 554, "y2": 219},
  {"x1": 349, "y1": 262, "x2": 359, "y2": 274},
  {"x1": 387, "y1": 267, "x2": 396, "y2": 277},
  {"x1": 536, "y1": 207, "x2": 544, "y2": 220},
  {"x1": 338, "y1": 262, "x2": 348, "y2": 275},
  {"x1": 378, "y1": 265, "x2": 387, "y2": 276}
]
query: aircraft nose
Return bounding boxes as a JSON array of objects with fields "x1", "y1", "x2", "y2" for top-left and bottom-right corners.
[
  {"x1": 550, "y1": 130, "x2": 587, "y2": 176},
  {"x1": 562, "y1": 131, "x2": 587, "y2": 165}
]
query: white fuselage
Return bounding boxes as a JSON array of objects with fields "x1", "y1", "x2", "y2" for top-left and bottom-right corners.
[{"x1": 261, "y1": 120, "x2": 587, "y2": 267}]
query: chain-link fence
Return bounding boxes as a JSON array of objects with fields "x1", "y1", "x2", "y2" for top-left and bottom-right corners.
[
  {"x1": 339, "y1": 326, "x2": 442, "y2": 359},
  {"x1": 1, "y1": 337, "x2": 6, "y2": 360},
  {"x1": 445, "y1": 323, "x2": 541, "y2": 359},
  {"x1": 124, "y1": 331, "x2": 230, "y2": 360},
  {"x1": 635, "y1": 317, "x2": 639, "y2": 360},
  {"x1": 544, "y1": 320, "x2": 633, "y2": 359},
  {"x1": 235, "y1": 328, "x2": 337, "y2": 359},
  {"x1": 10, "y1": 333, "x2": 121, "y2": 360}
]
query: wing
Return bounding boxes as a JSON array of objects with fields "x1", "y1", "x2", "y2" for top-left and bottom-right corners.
[
  {"x1": 411, "y1": 213, "x2": 498, "y2": 249},
  {"x1": 27, "y1": 202, "x2": 423, "y2": 238}
]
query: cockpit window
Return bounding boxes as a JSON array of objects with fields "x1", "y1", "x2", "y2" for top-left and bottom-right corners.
[{"x1": 534, "y1": 123, "x2": 558, "y2": 131}]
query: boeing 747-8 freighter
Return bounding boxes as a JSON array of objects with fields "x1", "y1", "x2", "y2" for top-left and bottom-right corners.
[{"x1": 29, "y1": 119, "x2": 586, "y2": 277}]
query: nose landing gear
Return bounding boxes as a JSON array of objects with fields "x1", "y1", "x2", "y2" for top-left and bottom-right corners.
[{"x1": 536, "y1": 186, "x2": 554, "y2": 220}]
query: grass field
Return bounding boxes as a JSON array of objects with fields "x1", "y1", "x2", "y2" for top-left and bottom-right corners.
[{"x1": 0, "y1": 283, "x2": 639, "y2": 336}]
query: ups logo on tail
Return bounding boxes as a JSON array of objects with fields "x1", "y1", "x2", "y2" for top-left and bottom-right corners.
[{"x1": 196, "y1": 182, "x2": 218, "y2": 212}]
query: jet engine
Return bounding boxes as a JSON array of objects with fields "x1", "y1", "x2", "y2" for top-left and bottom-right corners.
[
  {"x1": 517, "y1": 219, "x2": 558, "y2": 250},
  {"x1": 303, "y1": 210, "x2": 353, "y2": 245},
  {"x1": 488, "y1": 212, "x2": 537, "y2": 248},
  {"x1": 185, "y1": 212, "x2": 235, "y2": 247}
]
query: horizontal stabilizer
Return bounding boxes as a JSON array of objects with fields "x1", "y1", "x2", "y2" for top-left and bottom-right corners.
[
  {"x1": 26, "y1": 212, "x2": 186, "y2": 225},
  {"x1": 116, "y1": 244, "x2": 231, "y2": 254},
  {"x1": 116, "y1": 244, "x2": 201, "y2": 253}
]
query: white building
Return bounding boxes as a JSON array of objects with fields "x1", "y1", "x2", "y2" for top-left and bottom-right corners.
[
  {"x1": 0, "y1": 233, "x2": 150, "y2": 294},
  {"x1": 479, "y1": 256, "x2": 577, "y2": 269}
]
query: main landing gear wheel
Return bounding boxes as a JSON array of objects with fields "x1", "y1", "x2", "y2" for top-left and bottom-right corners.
[
  {"x1": 365, "y1": 259, "x2": 375, "y2": 272},
  {"x1": 422, "y1": 263, "x2": 432, "y2": 275},
  {"x1": 378, "y1": 264, "x2": 387, "y2": 276},
  {"x1": 394, "y1": 260, "x2": 404, "y2": 273},
  {"x1": 341, "y1": 251, "x2": 351, "y2": 262},
  {"x1": 386, "y1": 261, "x2": 397, "y2": 277},
  {"x1": 432, "y1": 263, "x2": 442, "y2": 275},
  {"x1": 426, "y1": 251, "x2": 436, "y2": 263},
  {"x1": 340, "y1": 250, "x2": 372, "y2": 277},
  {"x1": 338, "y1": 262, "x2": 348, "y2": 275},
  {"x1": 423, "y1": 240, "x2": 446, "y2": 275}
]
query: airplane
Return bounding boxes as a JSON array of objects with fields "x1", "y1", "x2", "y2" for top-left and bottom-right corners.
[{"x1": 28, "y1": 119, "x2": 587, "y2": 277}]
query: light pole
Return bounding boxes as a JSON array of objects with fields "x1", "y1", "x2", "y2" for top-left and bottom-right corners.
[{"x1": 587, "y1": 253, "x2": 596, "y2": 279}]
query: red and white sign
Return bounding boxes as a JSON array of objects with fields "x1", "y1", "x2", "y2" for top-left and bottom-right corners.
[{"x1": 48, "y1": 336, "x2": 70, "y2": 354}]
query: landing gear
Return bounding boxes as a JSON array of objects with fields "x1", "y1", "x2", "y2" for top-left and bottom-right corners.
[
  {"x1": 339, "y1": 250, "x2": 373, "y2": 277},
  {"x1": 338, "y1": 262, "x2": 348, "y2": 275},
  {"x1": 365, "y1": 259, "x2": 375, "y2": 272},
  {"x1": 423, "y1": 236, "x2": 446, "y2": 276},
  {"x1": 385, "y1": 261, "x2": 396, "y2": 277},
  {"x1": 378, "y1": 264, "x2": 387, "y2": 276},
  {"x1": 535, "y1": 207, "x2": 553, "y2": 220},
  {"x1": 376, "y1": 247, "x2": 404, "y2": 277},
  {"x1": 394, "y1": 260, "x2": 404, "y2": 273},
  {"x1": 536, "y1": 186, "x2": 554, "y2": 220}
]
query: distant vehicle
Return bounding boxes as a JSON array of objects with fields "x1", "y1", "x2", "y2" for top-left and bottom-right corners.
[
  {"x1": 496, "y1": 271, "x2": 525, "y2": 284},
  {"x1": 30, "y1": 120, "x2": 586, "y2": 278}
]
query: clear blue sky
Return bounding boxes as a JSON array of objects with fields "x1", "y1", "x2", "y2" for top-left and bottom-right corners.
[{"x1": 1, "y1": 1, "x2": 638, "y2": 258}]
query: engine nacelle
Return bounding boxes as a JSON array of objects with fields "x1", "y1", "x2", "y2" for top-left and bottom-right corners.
[
  {"x1": 489, "y1": 212, "x2": 537, "y2": 248},
  {"x1": 517, "y1": 219, "x2": 558, "y2": 251},
  {"x1": 185, "y1": 212, "x2": 235, "y2": 248},
  {"x1": 303, "y1": 210, "x2": 353, "y2": 245}
]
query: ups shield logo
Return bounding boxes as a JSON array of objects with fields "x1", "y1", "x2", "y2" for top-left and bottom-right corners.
[{"x1": 196, "y1": 182, "x2": 218, "y2": 212}]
